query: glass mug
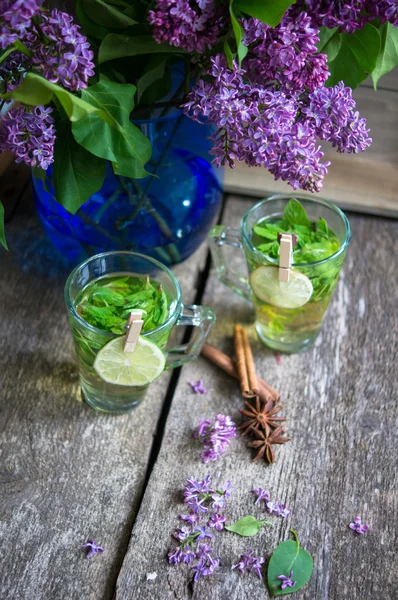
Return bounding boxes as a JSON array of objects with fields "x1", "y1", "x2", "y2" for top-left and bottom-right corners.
[
  {"x1": 65, "y1": 252, "x2": 215, "y2": 413},
  {"x1": 209, "y1": 195, "x2": 351, "y2": 353}
]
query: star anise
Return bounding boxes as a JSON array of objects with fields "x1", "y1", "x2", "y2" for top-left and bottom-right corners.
[
  {"x1": 247, "y1": 426, "x2": 291, "y2": 464},
  {"x1": 238, "y1": 396, "x2": 286, "y2": 436}
]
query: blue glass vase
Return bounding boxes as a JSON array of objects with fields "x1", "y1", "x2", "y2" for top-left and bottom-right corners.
[{"x1": 32, "y1": 112, "x2": 223, "y2": 265}]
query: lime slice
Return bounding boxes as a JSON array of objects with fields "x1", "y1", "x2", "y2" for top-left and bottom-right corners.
[
  {"x1": 250, "y1": 266, "x2": 313, "y2": 309},
  {"x1": 94, "y1": 336, "x2": 165, "y2": 386}
]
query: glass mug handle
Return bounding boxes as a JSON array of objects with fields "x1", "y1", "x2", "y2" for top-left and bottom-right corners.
[
  {"x1": 165, "y1": 304, "x2": 216, "y2": 369},
  {"x1": 208, "y1": 225, "x2": 252, "y2": 301}
]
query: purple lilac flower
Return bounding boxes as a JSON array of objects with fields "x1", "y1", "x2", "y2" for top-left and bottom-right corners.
[
  {"x1": 243, "y1": 12, "x2": 329, "y2": 93},
  {"x1": 193, "y1": 414, "x2": 236, "y2": 463},
  {"x1": 0, "y1": 51, "x2": 30, "y2": 93},
  {"x1": 192, "y1": 555, "x2": 220, "y2": 581},
  {"x1": 180, "y1": 513, "x2": 200, "y2": 525},
  {"x1": 278, "y1": 570, "x2": 296, "y2": 590},
  {"x1": 0, "y1": 0, "x2": 41, "y2": 49},
  {"x1": 208, "y1": 513, "x2": 226, "y2": 531},
  {"x1": 349, "y1": 516, "x2": 369, "y2": 534},
  {"x1": 173, "y1": 526, "x2": 193, "y2": 542},
  {"x1": 367, "y1": 0, "x2": 398, "y2": 27},
  {"x1": 302, "y1": 82, "x2": 372, "y2": 153},
  {"x1": 81, "y1": 539, "x2": 104, "y2": 558},
  {"x1": 31, "y1": 9, "x2": 95, "y2": 91},
  {"x1": 148, "y1": 0, "x2": 226, "y2": 53},
  {"x1": 231, "y1": 549, "x2": 265, "y2": 579},
  {"x1": 185, "y1": 54, "x2": 371, "y2": 192},
  {"x1": 168, "y1": 546, "x2": 184, "y2": 564},
  {"x1": 266, "y1": 501, "x2": 291, "y2": 518},
  {"x1": 189, "y1": 379, "x2": 207, "y2": 394},
  {"x1": 184, "y1": 56, "x2": 330, "y2": 192},
  {"x1": 252, "y1": 487, "x2": 270, "y2": 505},
  {"x1": 194, "y1": 525, "x2": 213, "y2": 541},
  {"x1": 0, "y1": 105, "x2": 55, "y2": 170}
]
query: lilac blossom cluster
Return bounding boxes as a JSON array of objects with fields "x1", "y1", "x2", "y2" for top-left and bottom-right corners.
[
  {"x1": 184, "y1": 54, "x2": 371, "y2": 192},
  {"x1": 252, "y1": 487, "x2": 291, "y2": 518},
  {"x1": 231, "y1": 549, "x2": 265, "y2": 579},
  {"x1": 0, "y1": 105, "x2": 55, "y2": 170},
  {"x1": 0, "y1": 4, "x2": 95, "y2": 170},
  {"x1": 243, "y1": 13, "x2": 329, "y2": 93},
  {"x1": 148, "y1": 0, "x2": 226, "y2": 53},
  {"x1": 0, "y1": 0, "x2": 41, "y2": 49},
  {"x1": 31, "y1": 9, "x2": 95, "y2": 91},
  {"x1": 168, "y1": 475, "x2": 232, "y2": 581},
  {"x1": 193, "y1": 414, "x2": 236, "y2": 463},
  {"x1": 291, "y1": 0, "x2": 398, "y2": 32}
]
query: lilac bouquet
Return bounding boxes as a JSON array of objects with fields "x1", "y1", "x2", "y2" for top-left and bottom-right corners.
[{"x1": 0, "y1": 0, "x2": 397, "y2": 249}]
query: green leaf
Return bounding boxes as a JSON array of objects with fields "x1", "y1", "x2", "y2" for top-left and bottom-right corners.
[
  {"x1": 283, "y1": 199, "x2": 311, "y2": 228},
  {"x1": 82, "y1": 0, "x2": 136, "y2": 28},
  {"x1": 229, "y1": 0, "x2": 248, "y2": 66},
  {"x1": 224, "y1": 40, "x2": 234, "y2": 70},
  {"x1": 233, "y1": 0, "x2": 294, "y2": 27},
  {"x1": 53, "y1": 120, "x2": 106, "y2": 214},
  {"x1": 137, "y1": 57, "x2": 173, "y2": 107},
  {"x1": 372, "y1": 22, "x2": 398, "y2": 89},
  {"x1": 267, "y1": 530, "x2": 314, "y2": 596},
  {"x1": 0, "y1": 200, "x2": 8, "y2": 250},
  {"x1": 225, "y1": 515, "x2": 271, "y2": 537},
  {"x1": 317, "y1": 27, "x2": 341, "y2": 62},
  {"x1": 72, "y1": 79, "x2": 152, "y2": 179},
  {"x1": 76, "y1": 0, "x2": 111, "y2": 40},
  {"x1": 327, "y1": 23, "x2": 381, "y2": 88},
  {"x1": 1, "y1": 73, "x2": 99, "y2": 121},
  {"x1": 99, "y1": 34, "x2": 176, "y2": 64}
]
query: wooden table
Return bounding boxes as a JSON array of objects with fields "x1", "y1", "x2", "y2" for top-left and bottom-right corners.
[{"x1": 1, "y1": 169, "x2": 397, "y2": 600}]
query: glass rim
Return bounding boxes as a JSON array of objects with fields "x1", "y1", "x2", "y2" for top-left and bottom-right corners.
[
  {"x1": 64, "y1": 250, "x2": 182, "y2": 338},
  {"x1": 241, "y1": 193, "x2": 352, "y2": 268}
]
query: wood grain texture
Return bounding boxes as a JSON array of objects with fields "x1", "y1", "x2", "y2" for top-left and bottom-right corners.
[
  {"x1": 114, "y1": 196, "x2": 398, "y2": 600},
  {"x1": 224, "y1": 86, "x2": 398, "y2": 216},
  {"x1": 0, "y1": 188, "x2": 208, "y2": 600}
]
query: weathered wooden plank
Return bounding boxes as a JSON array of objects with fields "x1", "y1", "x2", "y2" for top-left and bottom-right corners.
[
  {"x1": 224, "y1": 86, "x2": 398, "y2": 216},
  {"x1": 0, "y1": 187, "x2": 208, "y2": 600},
  {"x1": 114, "y1": 196, "x2": 398, "y2": 599}
]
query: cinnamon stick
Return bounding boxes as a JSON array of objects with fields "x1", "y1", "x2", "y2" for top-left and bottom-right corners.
[
  {"x1": 201, "y1": 343, "x2": 280, "y2": 403},
  {"x1": 234, "y1": 324, "x2": 259, "y2": 398}
]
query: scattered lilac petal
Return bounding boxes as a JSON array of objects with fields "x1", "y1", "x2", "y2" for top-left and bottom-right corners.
[
  {"x1": 252, "y1": 487, "x2": 270, "y2": 505},
  {"x1": 189, "y1": 380, "x2": 207, "y2": 394},
  {"x1": 208, "y1": 513, "x2": 226, "y2": 531},
  {"x1": 349, "y1": 516, "x2": 369, "y2": 534},
  {"x1": 81, "y1": 539, "x2": 104, "y2": 558},
  {"x1": 193, "y1": 414, "x2": 236, "y2": 463},
  {"x1": 277, "y1": 570, "x2": 296, "y2": 589},
  {"x1": 232, "y1": 550, "x2": 265, "y2": 579},
  {"x1": 146, "y1": 572, "x2": 157, "y2": 581}
]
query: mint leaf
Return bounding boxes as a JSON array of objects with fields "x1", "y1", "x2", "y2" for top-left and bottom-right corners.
[
  {"x1": 282, "y1": 199, "x2": 311, "y2": 228},
  {"x1": 0, "y1": 200, "x2": 8, "y2": 250},
  {"x1": 225, "y1": 515, "x2": 271, "y2": 537},
  {"x1": 267, "y1": 530, "x2": 314, "y2": 596}
]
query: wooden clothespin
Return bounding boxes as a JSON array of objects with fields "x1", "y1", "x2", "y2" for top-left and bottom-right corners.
[
  {"x1": 123, "y1": 311, "x2": 144, "y2": 353},
  {"x1": 277, "y1": 233, "x2": 298, "y2": 283}
]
